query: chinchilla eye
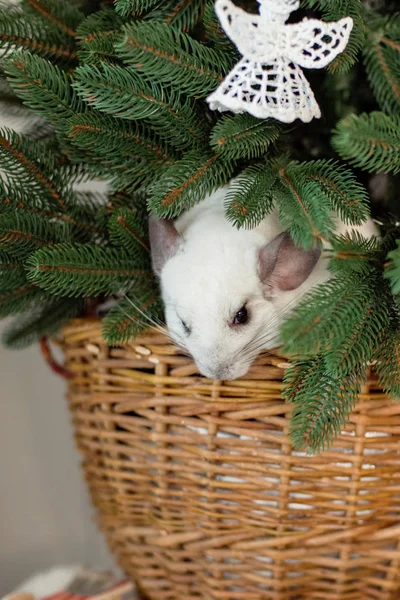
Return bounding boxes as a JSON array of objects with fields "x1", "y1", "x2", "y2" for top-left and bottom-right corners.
[{"x1": 233, "y1": 306, "x2": 249, "y2": 326}]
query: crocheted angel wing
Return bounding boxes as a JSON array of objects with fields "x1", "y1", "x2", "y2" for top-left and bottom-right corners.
[
  {"x1": 287, "y1": 17, "x2": 353, "y2": 69},
  {"x1": 214, "y1": 0, "x2": 276, "y2": 60}
]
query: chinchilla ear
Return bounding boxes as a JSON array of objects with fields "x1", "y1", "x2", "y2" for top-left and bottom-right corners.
[
  {"x1": 258, "y1": 232, "x2": 321, "y2": 292},
  {"x1": 148, "y1": 215, "x2": 181, "y2": 276}
]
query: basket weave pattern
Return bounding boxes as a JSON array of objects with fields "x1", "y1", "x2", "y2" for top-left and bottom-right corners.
[{"x1": 62, "y1": 318, "x2": 400, "y2": 600}]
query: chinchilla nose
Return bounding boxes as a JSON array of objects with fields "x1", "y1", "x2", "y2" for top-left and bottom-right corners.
[{"x1": 198, "y1": 363, "x2": 234, "y2": 380}]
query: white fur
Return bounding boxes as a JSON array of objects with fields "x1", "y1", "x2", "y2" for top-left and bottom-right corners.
[{"x1": 159, "y1": 185, "x2": 378, "y2": 380}]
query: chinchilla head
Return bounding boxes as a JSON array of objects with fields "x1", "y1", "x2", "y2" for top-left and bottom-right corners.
[{"x1": 149, "y1": 213, "x2": 320, "y2": 380}]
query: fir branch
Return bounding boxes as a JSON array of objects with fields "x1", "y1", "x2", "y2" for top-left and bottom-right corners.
[
  {"x1": 281, "y1": 275, "x2": 373, "y2": 356},
  {"x1": 224, "y1": 164, "x2": 277, "y2": 229},
  {"x1": 27, "y1": 243, "x2": 149, "y2": 297},
  {"x1": 332, "y1": 112, "x2": 400, "y2": 175},
  {"x1": 115, "y1": 0, "x2": 160, "y2": 17},
  {"x1": 145, "y1": 0, "x2": 205, "y2": 33},
  {"x1": 385, "y1": 241, "x2": 400, "y2": 295},
  {"x1": 0, "y1": 6, "x2": 77, "y2": 63},
  {"x1": 108, "y1": 208, "x2": 150, "y2": 261},
  {"x1": 284, "y1": 356, "x2": 361, "y2": 452},
  {"x1": 21, "y1": 0, "x2": 84, "y2": 38},
  {"x1": 327, "y1": 232, "x2": 382, "y2": 276},
  {"x1": 373, "y1": 332, "x2": 400, "y2": 400},
  {"x1": 0, "y1": 212, "x2": 71, "y2": 258},
  {"x1": 67, "y1": 113, "x2": 176, "y2": 165},
  {"x1": 115, "y1": 22, "x2": 228, "y2": 98},
  {"x1": 364, "y1": 12, "x2": 400, "y2": 116},
  {"x1": 148, "y1": 151, "x2": 234, "y2": 218},
  {"x1": 0, "y1": 251, "x2": 27, "y2": 293},
  {"x1": 295, "y1": 160, "x2": 370, "y2": 225},
  {"x1": 102, "y1": 291, "x2": 162, "y2": 345},
  {"x1": 0, "y1": 283, "x2": 43, "y2": 317},
  {"x1": 73, "y1": 63, "x2": 206, "y2": 150},
  {"x1": 77, "y1": 8, "x2": 124, "y2": 65},
  {"x1": 273, "y1": 160, "x2": 335, "y2": 249},
  {"x1": 2, "y1": 297, "x2": 83, "y2": 349},
  {"x1": 210, "y1": 114, "x2": 281, "y2": 162},
  {"x1": 0, "y1": 128, "x2": 67, "y2": 210},
  {"x1": 4, "y1": 52, "x2": 84, "y2": 132}
]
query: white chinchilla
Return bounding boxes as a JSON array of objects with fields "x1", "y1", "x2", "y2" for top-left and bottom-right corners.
[{"x1": 149, "y1": 184, "x2": 378, "y2": 381}]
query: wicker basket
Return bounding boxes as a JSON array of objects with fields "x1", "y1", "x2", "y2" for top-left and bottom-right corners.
[{"x1": 60, "y1": 318, "x2": 400, "y2": 600}]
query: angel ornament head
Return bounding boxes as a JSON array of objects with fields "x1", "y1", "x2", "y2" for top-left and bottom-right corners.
[{"x1": 207, "y1": 0, "x2": 353, "y2": 123}]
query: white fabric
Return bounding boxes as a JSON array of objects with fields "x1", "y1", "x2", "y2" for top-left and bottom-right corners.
[{"x1": 207, "y1": 0, "x2": 353, "y2": 123}]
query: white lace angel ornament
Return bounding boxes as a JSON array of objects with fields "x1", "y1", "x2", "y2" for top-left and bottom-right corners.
[{"x1": 207, "y1": 0, "x2": 353, "y2": 123}]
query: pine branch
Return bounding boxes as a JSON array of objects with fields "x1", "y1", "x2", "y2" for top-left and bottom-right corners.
[
  {"x1": 21, "y1": 0, "x2": 84, "y2": 38},
  {"x1": 2, "y1": 297, "x2": 83, "y2": 349},
  {"x1": 0, "y1": 128, "x2": 68, "y2": 210},
  {"x1": 273, "y1": 160, "x2": 335, "y2": 249},
  {"x1": 0, "y1": 212, "x2": 71, "y2": 258},
  {"x1": 148, "y1": 151, "x2": 234, "y2": 218},
  {"x1": 115, "y1": 22, "x2": 229, "y2": 98},
  {"x1": 302, "y1": 0, "x2": 365, "y2": 73},
  {"x1": 224, "y1": 164, "x2": 277, "y2": 229},
  {"x1": 364, "y1": 12, "x2": 400, "y2": 116},
  {"x1": 385, "y1": 241, "x2": 400, "y2": 294},
  {"x1": 0, "y1": 251, "x2": 27, "y2": 293},
  {"x1": 0, "y1": 6, "x2": 77, "y2": 63},
  {"x1": 108, "y1": 208, "x2": 150, "y2": 261},
  {"x1": 77, "y1": 8, "x2": 124, "y2": 65},
  {"x1": 67, "y1": 113, "x2": 176, "y2": 166},
  {"x1": 115, "y1": 0, "x2": 160, "y2": 17},
  {"x1": 4, "y1": 52, "x2": 85, "y2": 132},
  {"x1": 210, "y1": 114, "x2": 281, "y2": 161},
  {"x1": 327, "y1": 232, "x2": 382, "y2": 276},
  {"x1": 27, "y1": 243, "x2": 149, "y2": 297},
  {"x1": 145, "y1": 0, "x2": 205, "y2": 33},
  {"x1": 281, "y1": 275, "x2": 373, "y2": 356},
  {"x1": 0, "y1": 284, "x2": 43, "y2": 318},
  {"x1": 373, "y1": 332, "x2": 400, "y2": 400},
  {"x1": 102, "y1": 291, "x2": 162, "y2": 345},
  {"x1": 295, "y1": 160, "x2": 370, "y2": 225},
  {"x1": 73, "y1": 63, "x2": 206, "y2": 150},
  {"x1": 332, "y1": 112, "x2": 400, "y2": 175},
  {"x1": 284, "y1": 356, "x2": 361, "y2": 452}
]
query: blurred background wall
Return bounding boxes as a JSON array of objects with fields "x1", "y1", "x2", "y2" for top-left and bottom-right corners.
[{"x1": 0, "y1": 324, "x2": 117, "y2": 594}]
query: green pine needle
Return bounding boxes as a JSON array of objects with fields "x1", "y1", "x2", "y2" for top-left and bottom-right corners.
[
  {"x1": 295, "y1": 160, "x2": 370, "y2": 225},
  {"x1": 385, "y1": 241, "x2": 400, "y2": 295},
  {"x1": 284, "y1": 355, "x2": 361, "y2": 452},
  {"x1": 102, "y1": 292, "x2": 162, "y2": 345},
  {"x1": 27, "y1": 243, "x2": 149, "y2": 297},
  {"x1": 327, "y1": 232, "x2": 383, "y2": 276},
  {"x1": 4, "y1": 52, "x2": 84, "y2": 132},
  {"x1": 72, "y1": 63, "x2": 206, "y2": 150},
  {"x1": 108, "y1": 208, "x2": 150, "y2": 261},
  {"x1": 0, "y1": 283, "x2": 43, "y2": 317},
  {"x1": 2, "y1": 297, "x2": 83, "y2": 349},
  {"x1": 67, "y1": 113, "x2": 176, "y2": 166},
  {"x1": 364, "y1": 12, "x2": 400, "y2": 116},
  {"x1": 224, "y1": 164, "x2": 277, "y2": 229},
  {"x1": 145, "y1": 0, "x2": 205, "y2": 33},
  {"x1": 332, "y1": 112, "x2": 400, "y2": 175},
  {"x1": 77, "y1": 8, "x2": 124, "y2": 65},
  {"x1": 21, "y1": 0, "x2": 84, "y2": 38},
  {"x1": 115, "y1": 22, "x2": 229, "y2": 98},
  {"x1": 0, "y1": 251, "x2": 28, "y2": 293},
  {"x1": 203, "y1": 0, "x2": 238, "y2": 57},
  {"x1": 373, "y1": 332, "x2": 400, "y2": 400},
  {"x1": 210, "y1": 114, "x2": 281, "y2": 162},
  {"x1": 115, "y1": 0, "x2": 160, "y2": 17},
  {"x1": 148, "y1": 151, "x2": 235, "y2": 218},
  {"x1": 0, "y1": 212, "x2": 71, "y2": 258},
  {"x1": 0, "y1": 5, "x2": 77, "y2": 63}
]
